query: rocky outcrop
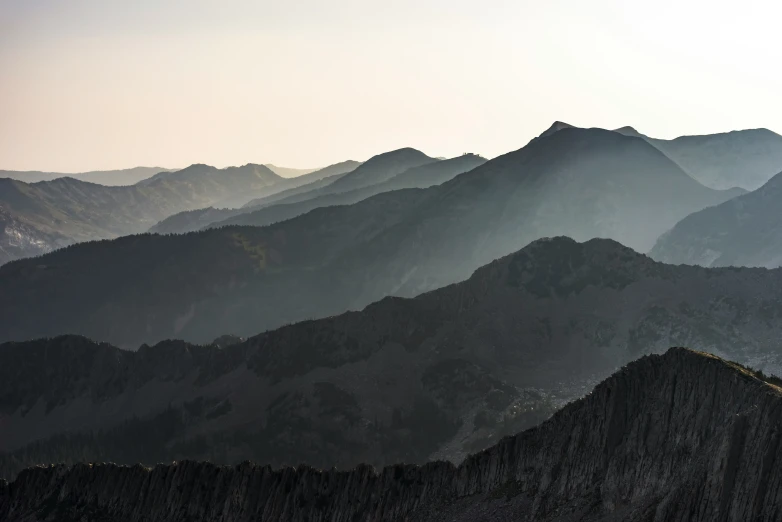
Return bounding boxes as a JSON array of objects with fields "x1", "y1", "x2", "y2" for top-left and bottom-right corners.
[{"x1": 3, "y1": 348, "x2": 782, "y2": 521}]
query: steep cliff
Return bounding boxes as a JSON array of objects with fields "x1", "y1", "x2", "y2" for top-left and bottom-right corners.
[{"x1": 2, "y1": 348, "x2": 782, "y2": 522}]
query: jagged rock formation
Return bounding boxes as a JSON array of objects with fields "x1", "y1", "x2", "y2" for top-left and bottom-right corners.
[
  {"x1": 0, "y1": 128, "x2": 741, "y2": 347},
  {"x1": 3, "y1": 348, "x2": 782, "y2": 521},
  {"x1": 6, "y1": 238, "x2": 782, "y2": 481},
  {"x1": 650, "y1": 170, "x2": 782, "y2": 268}
]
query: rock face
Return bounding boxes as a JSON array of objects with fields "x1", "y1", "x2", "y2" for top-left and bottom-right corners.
[
  {"x1": 6, "y1": 238, "x2": 782, "y2": 482},
  {"x1": 3, "y1": 348, "x2": 782, "y2": 522},
  {"x1": 650, "y1": 171, "x2": 782, "y2": 268},
  {"x1": 0, "y1": 128, "x2": 741, "y2": 347}
]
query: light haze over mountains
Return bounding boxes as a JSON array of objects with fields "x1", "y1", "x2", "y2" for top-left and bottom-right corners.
[{"x1": 6, "y1": 2, "x2": 782, "y2": 519}]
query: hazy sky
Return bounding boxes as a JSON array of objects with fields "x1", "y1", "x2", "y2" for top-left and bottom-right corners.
[{"x1": 2, "y1": 0, "x2": 781, "y2": 172}]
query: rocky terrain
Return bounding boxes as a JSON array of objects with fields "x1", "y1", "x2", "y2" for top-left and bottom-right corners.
[
  {"x1": 3, "y1": 347, "x2": 782, "y2": 521},
  {"x1": 5, "y1": 238, "x2": 782, "y2": 481},
  {"x1": 0, "y1": 128, "x2": 742, "y2": 347},
  {"x1": 650, "y1": 170, "x2": 782, "y2": 268}
]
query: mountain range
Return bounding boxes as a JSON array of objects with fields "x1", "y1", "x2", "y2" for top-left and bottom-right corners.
[
  {"x1": 4, "y1": 347, "x2": 782, "y2": 521},
  {"x1": 208, "y1": 153, "x2": 487, "y2": 230},
  {"x1": 0, "y1": 161, "x2": 357, "y2": 265},
  {"x1": 613, "y1": 125, "x2": 782, "y2": 190},
  {"x1": 147, "y1": 150, "x2": 447, "y2": 235},
  {"x1": 0, "y1": 127, "x2": 743, "y2": 347},
  {"x1": 4, "y1": 237, "x2": 782, "y2": 483},
  {"x1": 4, "y1": 120, "x2": 782, "y2": 522},
  {"x1": 649, "y1": 170, "x2": 782, "y2": 268},
  {"x1": 0, "y1": 166, "x2": 174, "y2": 186}
]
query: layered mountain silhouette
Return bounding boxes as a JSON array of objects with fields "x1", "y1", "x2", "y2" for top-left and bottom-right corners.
[
  {"x1": 4, "y1": 347, "x2": 782, "y2": 521},
  {"x1": 4, "y1": 237, "x2": 782, "y2": 481},
  {"x1": 0, "y1": 127, "x2": 742, "y2": 346},
  {"x1": 237, "y1": 147, "x2": 438, "y2": 210},
  {"x1": 650, "y1": 170, "x2": 782, "y2": 267},
  {"x1": 613, "y1": 125, "x2": 782, "y2": 190},
  {"x1": 0, "y1": 166, "x2": 173, "y2": 186},
  {"x1": 209, "y1": 153, "x2": 486, "y2": 230},
  {"x1": 263, "y1": 164, "x2": 319, "y2": 177},
  {"x1": 148, "y1": 151, "x2": 442, "y2": 235},
  {"x1": 0, "y1": 162, "x2": 354, "y2": 265}
]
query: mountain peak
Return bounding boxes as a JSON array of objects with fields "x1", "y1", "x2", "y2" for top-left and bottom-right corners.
[
  {"x1": 537, "y1": 121, "x2": 576, "y2": 139},
  {"x1": 471, "y1": 237, "x2": 664, "y2": 298},
  {"x1": 613, "y1": 125, "x2": 644, "y2": 137},
  {"x1": 322, "y1": 147, "x2": 437, "y2": 193}
]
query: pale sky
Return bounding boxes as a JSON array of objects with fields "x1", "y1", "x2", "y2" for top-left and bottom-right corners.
[{"x1": 2, "y1": 0, "x2": 781, "y2": 172}]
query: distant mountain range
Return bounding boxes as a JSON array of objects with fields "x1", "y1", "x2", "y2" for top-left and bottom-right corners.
[
  {"x1": 208, "y1": 153, "x2": 487, "y2": 230},
  {"x1": 149, "y1": 160, "x2": 362, "y2": 235},
  {"x1": 0, "y1": 166, "x2": 174, "y2": 186},
  {"x1": 0, "y1": 162, "x2": 356, "y2": 265},
  {"x1": 613, "y1": 125, "x2": 782, "y2": 190},
  {"x1": 650, "y1": 170, "x2": 782, "y2": 267},
  {"x1": 4, "y1": 236, "x2": 782, "y2": 482},
  {"x1": 0, "y1": 127, "x2": 742, "y2": 347},
  {"x1": 148, "y1": 150, "x2": 447, "y2": 235},
  {"x1": 263, "y1": 164, "x2": 319, "y2": 178}
]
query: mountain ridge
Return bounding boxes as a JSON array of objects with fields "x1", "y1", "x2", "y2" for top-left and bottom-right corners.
[
  {"x1": 6, "y1": 237, "x2": 782, "y2": 481},
  {"x1": 0, "y1": 161, "x2": 353, "y2": 264},
  {"x1": 0, "y1": 166, "x2": 174, "y2": 186},
  {"x1": 3, "y1": 347, "x2": 782, "y2": 521},
  {"x1": 209, "y1": 153, "x2": 486, "y2": 230},
  {"x1": 650, "y1": 169, "x2": 782, "y2": 267},
  {"x1": 0, "y1": 128, "x2": 744, "y2": 346}
]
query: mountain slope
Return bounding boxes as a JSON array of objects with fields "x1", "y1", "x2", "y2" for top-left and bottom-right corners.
[
  {"x1": 0, "y1": 163, "x2": 297, "y2": 263},
  {"x1": 614, "y1": 126, "x2": 782, "y2": 190},
  {"x1": 263, "y1": 164, "x2": 318, "y2": 177},
  {"x1": 5, "y1": 237, "x2": 782, "y2": 480},
  {"x1": 0, "y1": 166, "x2": 173, "y2": 186},
  {"x1": 260, "y1": 147, "x2": 437, "y2": 208},
  {"x1": 149, "y1": 160, "x2": 361, "y2": 235},
  {"x1": 4, "y1": 347, "x2": 782, "y2": 522},
  {"x1": 211, "y1": 154, "x2": 486, "y2": 229},
  {"x1": 318, "y1": 147, "x2": 437, "y2": 194},
  {"x1": 650, "y1": 170, "x2": 782, "y2": 267},
  {"x1": 0, "y1": 129, "x2": 741, "y2": 345}
]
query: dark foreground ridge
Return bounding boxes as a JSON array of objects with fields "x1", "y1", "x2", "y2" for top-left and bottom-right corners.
[{"x1": 2, "y1": 347, "x2": 782, "y2": 521}]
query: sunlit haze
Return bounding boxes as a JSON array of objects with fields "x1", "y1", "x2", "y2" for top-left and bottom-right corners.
[{"x1": 2, "y1": 0, "x2": 781, "y2": 171}]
